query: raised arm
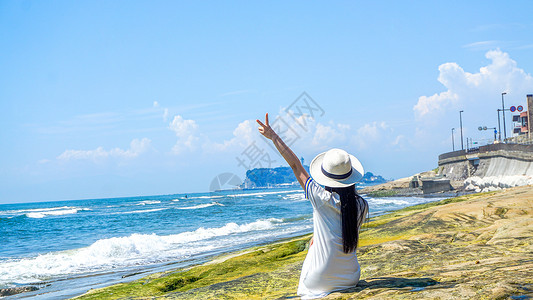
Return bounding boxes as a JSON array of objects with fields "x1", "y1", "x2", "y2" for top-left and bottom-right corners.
[{"x1": 257, "y1": 113, "x2": 310, "y2": 189}]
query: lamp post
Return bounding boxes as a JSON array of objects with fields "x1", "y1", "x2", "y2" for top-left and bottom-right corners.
[
  {"x1": 502, "y1": 92, "x2": 507, "y2": 141},
  {"x1": 497, "y1": 109, "x2": 502, "y2": 141},
  {"x1": 451, "y1": 128, "x2": 455, "y2": 151},
  {"x1": 459, "y1": 110, "x2": 464, "y2": 150}
]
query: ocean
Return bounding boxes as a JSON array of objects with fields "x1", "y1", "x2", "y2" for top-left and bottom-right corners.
[{"x1": 0, "y1": 187, "x2": 445, "y2": 299}]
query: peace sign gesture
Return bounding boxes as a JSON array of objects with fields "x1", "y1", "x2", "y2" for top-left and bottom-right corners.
[
  {"x1": 256, "y1": 113, "x2": 276, "y2": 140},
  {"x1": 256, "y1": 112, "x2": 309, "y2": 188}
]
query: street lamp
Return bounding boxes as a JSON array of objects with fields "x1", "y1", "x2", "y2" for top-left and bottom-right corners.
[
  {"x1": 459, "y1": 110, "x2": 464, "y2": 150},
  {"x1": 497, "y1": 109, "x2": 502, "y2": 141},
  {"x1": 502, "y1": 92, "x2": 507, "y2": 141},
  {"x1": 451, "y1": 128, "x2": 455, "y2": 151}
]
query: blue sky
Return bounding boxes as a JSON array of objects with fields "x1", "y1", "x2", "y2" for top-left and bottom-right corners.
[{"x1": 1, "y1": 1, "x2": 533, "y2": 203}]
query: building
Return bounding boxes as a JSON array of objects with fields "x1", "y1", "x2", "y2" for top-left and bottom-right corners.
[
  {"x1": 513, "y1": 111, "x2": 528, "y2": 134},
  {"x1": 511, "y1": 94, "x2": 532, "y2": 139}
]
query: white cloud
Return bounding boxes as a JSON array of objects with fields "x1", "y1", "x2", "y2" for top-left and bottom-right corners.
[
  {"x1": 153, "y1": 101, "x2": 160, "y2": 108},
  {"x1": 206, "y1": 120, "x2": 256, "y2": 152},
  {"x1": 169, "y1": 115, "x2": 200, "y2": 154},
  {"x1": 57, "y1": 138, "x2": 152, "y2": 161},
  {"x1": 414, "y1": 49, "x2": 533, "y2": 120},
  {"x1": 413, "y1": 90, "x2": 459, "y2": 118},
  {"x1": 165, "y1": 114, "x2": 259, "y2": 155},
  {"x1": 163, "y1": 109, "x2": 403, "y2": 163},
  {"x1": 311, "y1": 122, "x2": 350, "y2": 148},
  {"x1": 352, "y1": 122, "x2": 392, "y2": 150},
  {"x1": 298, "y1": 119, "x2": 407, "y2": 156},
  {"x1": 357, "y1": 121, "x2": 388, "y2": 139}
]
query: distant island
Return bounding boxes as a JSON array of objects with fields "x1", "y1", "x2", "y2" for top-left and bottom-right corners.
[{"x1": 242, "y1": 166, "x2": 387, "y2": 189}]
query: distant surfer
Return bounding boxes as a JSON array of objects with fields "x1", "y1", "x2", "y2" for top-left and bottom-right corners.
[{"x1": 257, "y1": 113, "x2": 368, "y2": 299}]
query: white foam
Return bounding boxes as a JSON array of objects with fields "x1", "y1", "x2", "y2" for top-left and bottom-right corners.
[
  {"x1": 112, "y1": 208, "x2": 169, "y2": 215},
  {"x1": 282, "y1": 193, "x2": 306, "y2": 202},
  {"x1": 0, "y1": 218, "x2": 280, "y2": 285},
  {"x1": 232, "y1": 190, "x2": 300, "y2": 197},
  {"x1": 4, "y1": 206, "x2": 76, "y2": 214},
  {"x1": 186, "y1": 195, "x2": 225, "y2": 200},
  {"x1": 366, "y1": 198, "x2": 410, "y2": 206},
  {"x1": 136, "y1": 200, "x2": 161, "y2": 206},
  {"x1": 24, "y1": 208, "x2": 88, "y2": 219},
  {"x1": 176, "y1": 202, "x2": 224, "y2": 210}
]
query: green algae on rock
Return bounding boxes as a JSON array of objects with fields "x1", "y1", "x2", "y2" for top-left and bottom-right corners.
[{"x1": 74, "y1": 236, "x2": 311, "y2": 300}]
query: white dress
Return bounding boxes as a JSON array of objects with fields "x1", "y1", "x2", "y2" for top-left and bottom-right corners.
[{"x1": 297, "y1": 178, "x2": 362, "y2": 299}]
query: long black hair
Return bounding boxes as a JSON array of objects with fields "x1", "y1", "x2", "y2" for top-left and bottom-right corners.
[{"x1": 325, "y1": 185, "x2": 368, "y2": 253}]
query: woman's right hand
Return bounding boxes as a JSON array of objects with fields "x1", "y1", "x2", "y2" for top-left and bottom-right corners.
[
  {"x1": 257, "y1": 112, "x2": 310, "y2": 189},
  {"x1": 256, "y1": 113, "x2": 277, "y2": 140}
]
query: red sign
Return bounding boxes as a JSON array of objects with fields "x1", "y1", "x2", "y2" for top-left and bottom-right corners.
[
  {"x1": 510, "y1": 106, "x2": 516, "y2": 112},
  {"x1": 517, "y1": 105, "x2": 523, "y2": 112}
]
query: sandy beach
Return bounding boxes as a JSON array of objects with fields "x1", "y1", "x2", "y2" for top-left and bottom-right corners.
[{"x1": 74, "y1": 185, "x2": 533, "y2": 299}]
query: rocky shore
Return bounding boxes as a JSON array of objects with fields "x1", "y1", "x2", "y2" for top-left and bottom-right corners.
[
  {"x1": 359, "y1": 170, "x2": 465, "y2": 197},
  {"x1": 74, "y1": 184, "x2": 533, "y2": 299}
]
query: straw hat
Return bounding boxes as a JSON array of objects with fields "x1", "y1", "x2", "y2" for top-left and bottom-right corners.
[{"x1": 309, "y1": 148, "x2": 364, "y2": 187}]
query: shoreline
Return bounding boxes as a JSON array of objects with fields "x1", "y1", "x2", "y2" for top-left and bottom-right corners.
[
  {"x1": 71, "y1": 184, "x2": 533, "y2": 299},
  {"x1": 1, "y1": 191, "x2": 439, "y2": 298}
]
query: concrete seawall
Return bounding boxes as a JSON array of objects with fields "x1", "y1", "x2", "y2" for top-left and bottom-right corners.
[
  {"x1": 438, "y1": 143, "x2": 533, "y2": 192},
  {"x1": 439, "y1": 144, "x2": 533, "y2": 179}
]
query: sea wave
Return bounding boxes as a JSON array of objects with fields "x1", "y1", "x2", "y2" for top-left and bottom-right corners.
[
  {"x1": 366, "y1": 198, "x2": 410, "y2": 206},
  {"x1": 185, "y1": 195, "x2": 225, "y2": 200},
  {"x1": 136, "y1": 200, "x2": 161, "y2": 206},
  {"x1": 0, "y1": 218, "x2": 281, "y2": 284},
  {"x1": 0, "y1": 206, "x2": 90, "y2": 219},
  {"x1": 2, "y1": 206, "x2": 77, "y2": 214},
  {"x1": 111, "y1": 208, "x2": 169, "y2": 215},
  {"x1": 231, "y1": 190, "x2": 300, "y2": 198},
  {"x1": 282, "y1": 215, "x2": 312, "y2": 223},
  {"x1": 26, "y1": 209, "x2": 83, "y2": 219},
  {"x1": 176, "y1": 202, "x2": 224, "y2": 210},
  {"x1": 282, "y1": 193, "x2": 306, "y2": 202}
]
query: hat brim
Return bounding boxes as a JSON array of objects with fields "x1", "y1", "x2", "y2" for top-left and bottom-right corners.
[{"x1": 309, "y1": 151, "x2": 364, "y2": 188}]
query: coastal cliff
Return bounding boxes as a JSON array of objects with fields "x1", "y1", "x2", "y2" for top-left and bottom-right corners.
[
  {"x1": 75, "y1": 185, "x2": 533, "y2": 299},
  {"x1": 242, "y1": 166, "x2": 387, "y2": 188}
]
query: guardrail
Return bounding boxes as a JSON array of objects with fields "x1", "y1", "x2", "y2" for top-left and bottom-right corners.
[{"x1": 439, "y1": 143, "x2": 533, "y2": 161}]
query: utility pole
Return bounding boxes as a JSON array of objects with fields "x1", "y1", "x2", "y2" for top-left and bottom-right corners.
[
  {"x1": 460, "y1": 110, "x2": 464, "y2": 150},
  {"x1": 502, "y1": 92, "x2": 507, "y2": 141},
  {"x1": 497, "y1": 109, "x2": 502, "y2": 141},
  {"x1": 451, "y1": 128, "x2": 455, "y2": 151}
]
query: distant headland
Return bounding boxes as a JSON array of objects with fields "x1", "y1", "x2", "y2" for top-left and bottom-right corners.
[{"x1": 241, "y1": 166, "x2": 387, "y2": 189}]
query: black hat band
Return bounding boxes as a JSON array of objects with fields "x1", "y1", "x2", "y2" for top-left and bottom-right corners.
[{"x1": 321, "y1": 165, "x2": 352, "y2": 180}]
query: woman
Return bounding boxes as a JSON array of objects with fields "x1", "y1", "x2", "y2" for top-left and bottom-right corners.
[{"x1": 257, "y1": 113, "x2": 369, "y2": 299}]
